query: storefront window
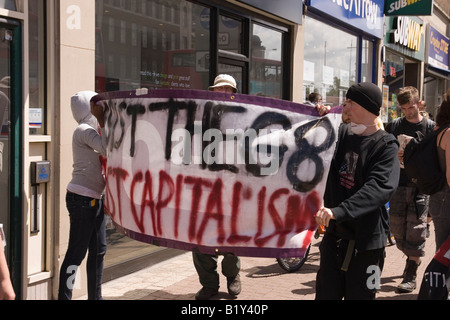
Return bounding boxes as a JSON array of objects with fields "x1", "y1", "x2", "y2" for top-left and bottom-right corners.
[
  {"x1": 250, "y1": 23, "x2": 283, "y2": 98},
  {"x1": 96, "y1": 0, "x2": 210, "y2": 93},
  {"x1": 28, "y1": 0, "x2": 45, "y2": 135},
  {"x1": 96, "y1": 0, "x2": 213, "y2": 270},
  {"x1": 383, "y1": 51, "x2": 405, "y2": 121},
  {"x1": 219, "y1": 15, "x2": 242, "y2": 54},
  {"x1": 423, "y1": 76, "x2": 445, "y2": 120},
  {"x1": 361, "y1": 39, "x2": 374, "y2": 83},
  {"x1": 303, "y1": 16, "x2": 357, "y2": 106}
]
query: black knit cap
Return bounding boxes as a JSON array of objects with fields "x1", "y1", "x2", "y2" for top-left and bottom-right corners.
[{"x1": 346, "y1": 82, "x2": 382, "y2": 116}]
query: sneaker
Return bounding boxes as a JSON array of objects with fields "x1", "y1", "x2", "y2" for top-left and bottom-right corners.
[
  {"x1": 227, "y1": 274, "x2": 241, "y2": 296},
  {"x1": 397, "y1": 279, "x2": 417, "y2": 293},
  {"x1": 397, "y1": 260, "x2": 420, "y2": 293},
  {"x1": 195, "y1": 287, "x2": 218, "y2": 300}
]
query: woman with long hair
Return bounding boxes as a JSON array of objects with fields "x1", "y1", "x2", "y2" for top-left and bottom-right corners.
[{"x1": 429, "y1": 90, "x2": 450, "y2": 251}]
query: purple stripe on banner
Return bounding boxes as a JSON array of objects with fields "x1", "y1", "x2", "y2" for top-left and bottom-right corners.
[
  {"x1": 97, "y1": 89, "x2": 343, "y2": 116},
  {"x1": 113, "y1": 222, "x2": 308, "y2": 259}
]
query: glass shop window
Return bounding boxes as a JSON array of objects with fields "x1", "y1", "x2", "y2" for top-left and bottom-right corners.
[
  {"x1": 303, "y1": 16, "x2": 357, "y2": 106},
  {"x1": 95, "y1": 0, "x2": 211, "y2": 93},
  {"x1": 250, "y1": 23, "x2": 283, "y2": 99}
]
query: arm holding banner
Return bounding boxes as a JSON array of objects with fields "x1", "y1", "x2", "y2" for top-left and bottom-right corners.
[
  {"x1": 88, "y1": 95, "x2": 108, "y2": 157},
  {"x1": 314, "y1": 207, "x2": 335, "y2": 227},
  {"x1": 91, "y1": 99, "x2": 105, "y2": 128},
  {"x1": 316, "y1": 104, "x2": 331, "y2": 116}
]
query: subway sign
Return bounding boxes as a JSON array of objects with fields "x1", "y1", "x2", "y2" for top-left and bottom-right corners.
[
  {"x1": 385, "y1": 16, "x2": 425, "y2": 61},
  {"x1": 391, "y1": 16, "x2": 424, "y2": 51},
  {"x1": 385, "y1": 0, "x2": 433, "y2": 16}
]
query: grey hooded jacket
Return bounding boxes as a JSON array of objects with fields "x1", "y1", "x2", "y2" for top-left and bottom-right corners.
[{"x1": 67, "y1": 91, "x2": 107, "y2": 199}]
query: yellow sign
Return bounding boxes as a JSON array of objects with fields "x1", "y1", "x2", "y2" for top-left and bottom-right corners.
[{"x1": 393, "y1": 16, "x2": 424, "y2": 51}]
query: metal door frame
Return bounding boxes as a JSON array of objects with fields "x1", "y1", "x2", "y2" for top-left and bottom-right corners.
[{"x1": 0, "y1": 17, "x2": 23, "y2": 299}]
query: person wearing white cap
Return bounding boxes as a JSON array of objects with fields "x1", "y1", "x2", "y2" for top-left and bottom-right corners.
[
  {"x1": 208, "y1": 74, "x2": 238, "y2": 93},
  {"x1": 192, "y1": 74, "x2": 241, "y2": 300}
]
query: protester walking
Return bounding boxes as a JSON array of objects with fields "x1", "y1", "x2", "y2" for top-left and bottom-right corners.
[
  {"x1": 314, "y1": 82, "x2": 400, "y2": 300},
  {"x1": 385, "y1": 86, "x2": 435, "y2": 293}
]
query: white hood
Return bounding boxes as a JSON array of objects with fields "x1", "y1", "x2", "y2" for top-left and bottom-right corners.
[{"x1": 71, "y1": 91, "x2": 98, "y2": 127}]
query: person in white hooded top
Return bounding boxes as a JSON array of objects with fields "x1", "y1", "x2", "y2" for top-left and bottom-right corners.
[{"x1": 58, "y1": 91, "x2": 107, "y2": 300}]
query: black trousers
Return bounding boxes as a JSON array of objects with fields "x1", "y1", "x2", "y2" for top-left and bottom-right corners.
[{"x1": 315, "y1": 232, "x2": 385, "y2": 300}]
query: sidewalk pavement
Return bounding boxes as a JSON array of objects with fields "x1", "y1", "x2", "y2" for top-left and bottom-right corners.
[{"x1": 77, "y1": 224, "x2": 438, "y2": 301}]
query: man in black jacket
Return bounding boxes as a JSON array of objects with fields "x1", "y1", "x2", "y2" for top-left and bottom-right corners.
[{"x1": 314, "y1": 82, "x2": 400, "y2": 300}]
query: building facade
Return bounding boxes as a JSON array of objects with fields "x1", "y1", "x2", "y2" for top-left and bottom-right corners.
[
  {"x1": 383, "y1": 3, "x2": 450, "y2": 121},
  {"x1": 0, "y1": 0, "x2": 447, "y2": 300}
]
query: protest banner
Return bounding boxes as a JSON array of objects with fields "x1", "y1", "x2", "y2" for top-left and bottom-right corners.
[{"x1": 96, "y1": 89, "x2": 342, "y2": 258}]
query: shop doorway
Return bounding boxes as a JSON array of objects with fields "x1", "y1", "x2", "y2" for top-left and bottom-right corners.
[
  {"x1": 0, "y1": 20, "x2": 22, "y2": 297},
  {"x1": 0, "y1": 24, "x2": 12, "y2": 269}
]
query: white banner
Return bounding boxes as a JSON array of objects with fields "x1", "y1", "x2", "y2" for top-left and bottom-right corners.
[{"x1": 97, "y1": 89, "x2": 342, "y2": 258}]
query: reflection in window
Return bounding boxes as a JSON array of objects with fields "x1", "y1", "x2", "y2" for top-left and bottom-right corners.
[
  {"x1": 303, "y1": 16, "x2": 357, "y2": 106},
  {"x1": 0, "y1": 0, "x2": 16, "y2": 10},
  {"x1": 120, "y1": 20, "x2": 126, "y2": 44},
  {"x1": 95, "y1": 0, "x2": 213, "y2": 268},
  {"x1": 29, "y1": 0, "x2": 45, "y2": 135},
  {"x1": 108, "y1": 17, "x2": 114, "y2": 42},
  {"x1": 250, "y1": 24, "x2": 282, "y2": 98},
  {"x1": 383, "y1": 51, "x2": 405, "y2": 121},
  {"x1": 361, "y1": 39, "x2": 374, "y2": 83},
  {"x1": 384, "y1": 51, "x2": 404, "y2": 90},
  {"x1": 218, "y1": 15, "x2": 242, "y2": 54},
  {"x1": 96, "y1": 0, "x2": 210, "y2": 92}
]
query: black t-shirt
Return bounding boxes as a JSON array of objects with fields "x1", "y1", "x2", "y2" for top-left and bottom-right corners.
[
  {"x1": 385, "y1": 117, "x2": 435, "y2": 186},
  {"x1": 335, "y1": 130, "x2": 385, "y2": 195},
  {"x1": 324, "y1": 126, "x2": 398, "y2": 247}
]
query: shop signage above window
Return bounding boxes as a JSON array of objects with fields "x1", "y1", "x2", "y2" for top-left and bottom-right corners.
[
  {"x1": 428, "y1": 25, "x2": 449, "y2": 71},
  {"x1": 306, "y1": 0, "x2": 384, "y2": 38},
  {"x1": 384, "y1": 16, "x2": 425, "y2": 61},
  {"x1": 237, "y1": 0, "x2": 303, "y2": 24},
  {"x1": 384, "y1": 0, "x2": 433, "y2": 16},
  {"x1": 391, "y1": 16, "x2": 423, "y2": 51}
]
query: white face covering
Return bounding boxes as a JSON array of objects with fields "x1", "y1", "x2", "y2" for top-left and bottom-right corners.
[{"x1": 350, "y1": 122, "x2": 375, "y2": 135}]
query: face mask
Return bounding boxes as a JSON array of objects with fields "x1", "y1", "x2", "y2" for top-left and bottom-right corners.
[{"x1": 350, "y1": 122, "x2": 368, "y2": 135}]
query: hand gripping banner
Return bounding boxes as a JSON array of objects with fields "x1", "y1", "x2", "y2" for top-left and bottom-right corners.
[{"x1": 96, "y1": 89, "x2": 342, "y2": 258}]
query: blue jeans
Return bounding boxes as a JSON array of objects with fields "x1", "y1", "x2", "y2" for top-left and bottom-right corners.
[{"x1": 58, "y1": 192, "x2": 107, "y2": 300}]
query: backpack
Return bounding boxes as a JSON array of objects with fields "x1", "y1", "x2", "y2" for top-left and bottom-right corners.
[{"x1": 403, "y1": 125, "x2": 450, "y2": 195}]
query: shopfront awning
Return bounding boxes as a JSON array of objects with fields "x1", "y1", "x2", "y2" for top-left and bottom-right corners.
[{"x1": 426, "y1": 65, "x2": 450, "y2": 79}]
